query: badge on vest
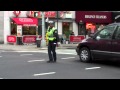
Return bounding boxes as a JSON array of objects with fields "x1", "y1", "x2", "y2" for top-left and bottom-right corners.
[{"x1": 54, "y1": 30, "x2": 57, "y2": 33}]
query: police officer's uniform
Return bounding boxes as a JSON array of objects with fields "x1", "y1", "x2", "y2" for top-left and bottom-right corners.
[{"x1": 47, "y1": 23, "x2": 59, "y2": 63}]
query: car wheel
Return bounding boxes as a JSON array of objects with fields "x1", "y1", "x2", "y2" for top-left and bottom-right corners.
[{"x1": 79, "y1": 47, "x2": 91, "y2": 63}]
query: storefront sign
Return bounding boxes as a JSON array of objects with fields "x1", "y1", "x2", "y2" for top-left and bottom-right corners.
[
  {"x1": 69, "y1": 35, "x2": 85, "y2": 43},
  {"x1": 23, "y1": 35, "x2": 36, "y2": 43},
  {"x1": 13, "y1": 11, "x2": 21, "y2": 17},
  {"x1": 7, "y1": 35, "x2": 16, "y2": 43},
  {"x1": 65, "y1": 13, "x2": 72, "y2": 18},
  {"x1": 26, "y1": 11, "x2": 34, "y2": 17},
  {"x1": 59, "y1": 11, "x2": 73, "y2": 18},
  {"x1": 17, "y1": 25, "x2": 22, "y2": 37},
  {"x1": 85, "y1": 15, "x2": 107, "y2": 19},
  {"x1": 34, "y1": 11, "x2": 56, "y2": 18},
  {"x1": 65, "y1": 11, "x2": 72, "y2": 18},
  {"x1": 76, "y1": 11, "x2": 112, "y2": 23},
  {"x1": 12, "y1": 18, "x2": 38, "y2": 26}
]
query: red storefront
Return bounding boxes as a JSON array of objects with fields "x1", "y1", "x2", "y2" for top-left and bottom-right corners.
[
  {"x1": 10, "y1": 17, "x2": 38, "y2": 45},
  {"x1": 75, "y1": 11, "x2": 112, "y2": 35}
]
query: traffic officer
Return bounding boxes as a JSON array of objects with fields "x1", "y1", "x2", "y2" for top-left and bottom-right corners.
[
  {"x1": 45, "y1": 31, "x2": 48, "y2": 46},
  {"x1": 47, "y1": 22, "x2": 60, "y2": 63}
]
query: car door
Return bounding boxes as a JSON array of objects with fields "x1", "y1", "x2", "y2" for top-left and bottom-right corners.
[
  {"x1": 111, "y1": 26, "x2": 120, "y2": 58},
  {"x1": 91, "y1": 25, "x2": 117, "y2": 58}
]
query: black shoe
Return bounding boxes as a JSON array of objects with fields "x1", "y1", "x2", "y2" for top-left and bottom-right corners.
[
  {"x1": 53, "y1": 61, "x2": 56, "y2": 63},
  {"x1": 47, "y1": 61, "x2": 53, "y2": 63}
]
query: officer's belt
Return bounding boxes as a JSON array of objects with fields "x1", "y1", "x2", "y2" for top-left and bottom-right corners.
[{"x1": 49, "y1": 36, "x2": 56, "y2": 38}]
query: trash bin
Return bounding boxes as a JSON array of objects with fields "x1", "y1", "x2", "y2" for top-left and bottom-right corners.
[
  {"x1": 37, "y1": 40, "x2": 41, "y2": 47},
  {"x1": 36, "y1": 36, "x2": 41, "y2": 47},
  {"x1": 17, "y1": 37, "x2": 23, "y2": 45}
]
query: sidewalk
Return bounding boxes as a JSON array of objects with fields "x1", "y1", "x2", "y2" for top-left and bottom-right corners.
[{"x1": 0, "y1": 44, "x2": 77, "y2": 51}]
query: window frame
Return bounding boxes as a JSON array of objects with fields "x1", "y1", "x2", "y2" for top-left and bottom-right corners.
[{"x1": 94, "y1": 25, "x2": 117, "y2": 40}]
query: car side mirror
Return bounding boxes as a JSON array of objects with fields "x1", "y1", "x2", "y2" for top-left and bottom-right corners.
[
  {"x1": 90, "y1": 34, "x2": 94, "y2": 38},
  {"x1": 96, "y1": 36, "x2": 101, "y2": 40}
]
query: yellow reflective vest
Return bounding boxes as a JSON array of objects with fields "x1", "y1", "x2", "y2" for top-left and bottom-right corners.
[{"x1": 47, "y1": 27, "x2": 56, "y2": 41}]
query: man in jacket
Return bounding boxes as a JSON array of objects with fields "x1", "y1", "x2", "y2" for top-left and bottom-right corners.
[{"x1": 47, "y1": 22, "x2": 60, "y2": 63}]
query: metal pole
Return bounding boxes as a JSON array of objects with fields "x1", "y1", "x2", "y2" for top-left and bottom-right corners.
[
  {"x1": 41, "y1": 11, "x2": 46, "y2": 47},
  {"x1": 57, "y1": 11, "x2": 58, "y2": 31}
]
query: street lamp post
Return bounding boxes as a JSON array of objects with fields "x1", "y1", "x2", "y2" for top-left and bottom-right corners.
[
  {"x1": 41, "y1": 11, "x2": 46, "y2": 48},
  {"x1": 57, "y1": 11, "x2": 59, "y2": 31}
]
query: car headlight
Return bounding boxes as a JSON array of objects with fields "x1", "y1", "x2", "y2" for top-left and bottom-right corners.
[
  {"x1": 81, "y1": 39, "x2": 87, "y2": 43},
  {"x1": 77, "y1": 43, "x2": 80, "y2": 48}
]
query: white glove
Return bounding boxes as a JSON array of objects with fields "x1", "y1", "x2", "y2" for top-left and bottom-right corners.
[
  {"x1": 58, "y1": 42, "x2": 61, "y2": 45},
  {"x1": 57, "y1": 42, "x2": 61, "y2": 47}
]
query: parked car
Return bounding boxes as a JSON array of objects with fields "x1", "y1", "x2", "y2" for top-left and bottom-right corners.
[{"x1": 76, "y1": 23, "x2": 120, "y2": 63}]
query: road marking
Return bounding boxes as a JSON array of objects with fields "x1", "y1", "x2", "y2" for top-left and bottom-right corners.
[
  {"x1": 34, "y1": 72, "x2": 56, "y2": 76},
  {"x1": 1, "y1": 50, "x2": 77, "y2": 55},
  {"x1": 17, "y1": 51, "x2": 47, "y2": 53},
  {"x1": 2, "y1": 50, "x2": 5, "y2": 52},
  {"x1": 2, "y1": 51, "x2": 47, "y2": 53},
  {"x1": 20, "y1": 54, "x2": 33, "y2": 56},
  {"x1": 57, "y1": 51, "x2": 77, "y2": 55},
  {"x1": 85, "y1": 67, "x2": 101, "y2": 70},
  {"x1": 61, "y1": 57, "x2": 75, "y2": 59},
  {"x1": 0, "y1": 56, "x2": 2, "y2": 57},
  {"x1": 28, "y1": 59, "x2": 45, "y2": 62},
  {"x1": 0, "y1": 78, "x2": 3, "y2": 79}
]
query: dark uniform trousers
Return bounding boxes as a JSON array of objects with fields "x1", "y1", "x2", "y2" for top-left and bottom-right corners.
[{"x1": 48, "y1": 42, "x2": 57, "y2": 61}]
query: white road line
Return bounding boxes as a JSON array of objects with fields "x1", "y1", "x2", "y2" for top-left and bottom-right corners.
[
  {"x1": 57, "y1": 52, "x2": 77, "y2": 55},
  {"x1": 1, "y1": 51, "x2": 77, "y2": 55},
  {"x1": 61, "y1": 57, "x2": 75, "y2": 59},
  {"x1": 0, "y1": 78, "x2": 3, "y2": 79},
  {"x1": 34, "y1": 72, "x2": 56, "y2": 76},
  {"x1": 2, "y1": 51, "x2": 47, "y2": 53},
  {"x1": 2, "y1": 50, "x2": 5, "y2": 52},
  {"x1": 20, "y1": 54, "x2": 33, "y2": 56},
  {"x1": 0, "y1": 56, "x2": 2, "y2": 57},
  {"x1": 28, "y1": 59, "x2": 45, "y2": 62},
  {"x1": 85, "y1": 67, "x2": 101, "y2": 70}
]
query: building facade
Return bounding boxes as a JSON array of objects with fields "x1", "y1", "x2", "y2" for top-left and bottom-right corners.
[
  {"x1": 75, "y1": 11, "x2": 112, "y2": 36},
  {"x1": 4, "y1": 11, "x2": 78, "y2": 44},
  {"x1": 0, "y1": 11, "x2": 4, "y2": 44},
  {"x1": 34, "y1": 11, "x2": 78, "y2": 40}
]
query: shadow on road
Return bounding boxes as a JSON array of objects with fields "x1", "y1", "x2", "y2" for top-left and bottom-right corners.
[
  {"x1": 92, "y1": 59, "x2": 120, "y2": 67},
  {"x1": 73, "y1": 59, "x2": 120, "y2": 68}
]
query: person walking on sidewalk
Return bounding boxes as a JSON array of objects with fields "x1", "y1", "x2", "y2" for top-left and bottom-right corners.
[{"x1": 47, "y1": 22, "x2": 60, "y2": 63}]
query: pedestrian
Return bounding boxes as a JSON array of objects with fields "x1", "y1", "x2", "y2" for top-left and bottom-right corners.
[
  {"x1": 71, "y1": 32, "x2": 75, "y2": 35},
  {"x1": 47, "y1": 22, "x2": 60, "y2": 63}
]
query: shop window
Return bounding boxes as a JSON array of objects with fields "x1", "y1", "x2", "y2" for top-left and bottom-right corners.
[
  {"x1": 22, "y1": 26, "x2": 36, "y2": 35},
  {"x1": 11, "y1": 21, "x2": 17, "y2": 35},
  {"x1": 78, "y1": 23, "x2": 86, "y2": 35},
  {"x1": 62, "y1": 22, "x2": 73, "y2": 40},
  {"x1": 86, "y1": 23, "x2": 97, "y2": 35}
]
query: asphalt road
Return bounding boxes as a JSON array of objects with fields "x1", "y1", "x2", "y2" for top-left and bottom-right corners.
[{"x1": 0, "y1": 49, "x2": 120, "y2": 79}]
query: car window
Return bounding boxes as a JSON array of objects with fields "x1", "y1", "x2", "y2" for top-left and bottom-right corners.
[
  {"x1": 95, "y1": 25, "x2": 115, "y2": 40},
  {"x1": 115, "y1": 26, "x2": 120, "y2": 39}
]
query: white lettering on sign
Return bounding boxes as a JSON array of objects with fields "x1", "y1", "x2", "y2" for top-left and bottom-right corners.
[
  {"x1": 23, "y1": 24, "x2": 36, "y2": 26},
  {"x1": 73, "y1": 37, "x2": 81, "y2": 40},
  {"x1": 8, "y1": 37, "x2": 15, "y2": 42},
  {"x1": 19, "y1": 18, "x2": 33, "y2": 22},
  {"x1": 85, "y1": 15, "x2": 107, "y2": 19},
  {"x1": 85, "y1": 15, "x2": 95, "y2": 18},
  {"x1": 25, "y1": 38, "x2": 35, "y2": 42}
]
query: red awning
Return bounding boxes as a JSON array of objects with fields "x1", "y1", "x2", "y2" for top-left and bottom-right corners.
[{"x1": 12, "y1": 18, "x2": 38, "y2": 26}]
